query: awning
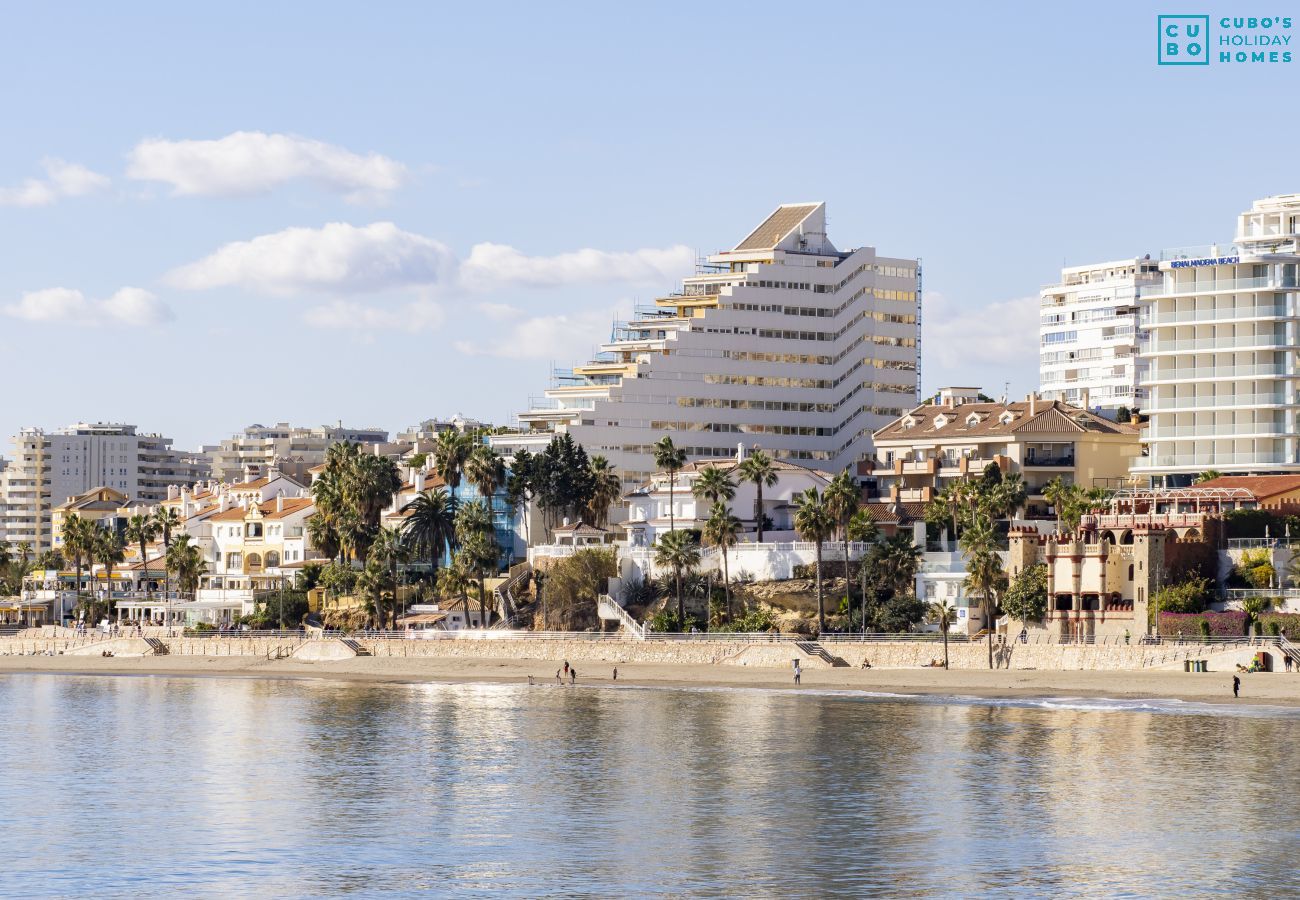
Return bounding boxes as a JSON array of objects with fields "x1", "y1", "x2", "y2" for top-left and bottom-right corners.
[{"x1": 397, "y1": 613, "x2": 448, "y2": 625}]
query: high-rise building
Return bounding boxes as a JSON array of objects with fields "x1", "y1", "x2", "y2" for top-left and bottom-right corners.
[
  {"x1": 1039, "y1": 257, "x2": 1160, "y2": 412},
  {"x1": 0, "y1": 422, "x2": 207, "y2": 551},
  {"x1": 1137, "y1": 194, "x2": 1300, "y2": 484},
  {"x1": 203, "y1": 422, "x2": 389, "y2": 483},
  {"x1": 491, "y1": 202, "x2": 920, "y2": 486}
]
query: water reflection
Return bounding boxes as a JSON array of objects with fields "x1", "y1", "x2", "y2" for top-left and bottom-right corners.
[{"x1": 0, "y1": 675, "x2": 1297, "y2": 897}]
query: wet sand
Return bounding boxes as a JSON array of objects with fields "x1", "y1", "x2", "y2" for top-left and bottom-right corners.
[{"x1": 1, "y1": 653, "x2": 1297, "y2": 707}]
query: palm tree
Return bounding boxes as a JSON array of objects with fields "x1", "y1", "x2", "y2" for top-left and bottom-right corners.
[
  {"x1": 434, "y1": 430, "x2": 474, "y2": 503},
  {"x1": 1195, "y1": 469, "x2": 1223, "y2": 484},
  {"x1": 654, "y1": 529, "x2": 700, "y2": 624},
  {"x1": 653, "y1": 436, "x2": 687, "y2": 533},
  {"x1": 847, "y1": 508, "x2": 879, "y2": 632},
  {"x1": 92, "y1": 525, "x2": 125, "y2": 621},
  {"x1": 356, "y1": 560, "x2": 392, "y2": 630},
  {"x1": 703, "y1": 501, "x2": 741, "y2": 622},
  {"x1": 794, "y1": 487, "x2": 835, "y2": 635},
  {"x1": 125, "y1": 513, "x2": 158, "y2": 600},
  {"x1": 307, "y1": 513, "x2": 342, "y2": 564},
  {"x1": 16, "y1": 542, "x2": 31, "y2": 566},
  {"x1": 368, "y1": 526, "x2": 410, "y2": 628},
  {"x1": 928, "y1": 599, "x2": 956, "y2": 669},
  {"x1": 586, "y1": 455, "x2": 623, "y2": 529},
  {"x1": 455, "y1": 499, "x2": 498, "y2": 626},
  {"x1": 400, "y1": 488, "x2": 456, "y2": 588},
  {"x1": 1042, "y1": 476, "x2": 1071, "y2": 532},
  {"x1": 824, "y1": 471, "x2": 860, "y2": 611},
  {"x1": 166, "y1": 533, "x2": 207, "y2": 600},
  {"x1": 961, "y1": 516, "x2": 1004, "y2": 669},
  {"x1": 737, "y1": 449, "x2": 778, "y2": 541},
  {"x1": 62, "y1": 514, "x2": 91, "y2": 613},
  {"x1": 465, "y1": 445, "x2": 506, "y2": 511},
  {"x1": 152, "y1": 506, "x2": 181, "y2": 597}
]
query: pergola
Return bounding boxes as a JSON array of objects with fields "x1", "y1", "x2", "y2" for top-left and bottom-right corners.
[{"x1": 1106, "y1": 487, "x2": 1256, "y2": 516}]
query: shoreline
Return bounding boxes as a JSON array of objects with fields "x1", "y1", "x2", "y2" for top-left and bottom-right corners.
[{"x1": 2, "y1": 654, "x2": 1298, "y2": 708}]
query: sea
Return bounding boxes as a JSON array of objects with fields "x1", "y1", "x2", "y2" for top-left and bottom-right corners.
[{"x1": 1, "y1": 674, "x2": 1297, "y2": 898}]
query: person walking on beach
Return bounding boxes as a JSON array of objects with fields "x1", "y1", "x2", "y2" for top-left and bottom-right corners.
[
  {"x1": 569, "y1": 667, "x2": 577, "y2": 685},
  {"x1": 556, "y1": 668, "x2": 562, "y2": 684},
  {"x1": 1233, "y1": 675, "x2": 1241, "y2": 698},
  {"x1": 793, "y1": 660, "x2": 802, "y2": 685},
  {"x1": 612, "y1": 666, "x2": 618, "y2": 681},
  {"x1": 563, "y1": 660, "x2": 569, "y2": 678}
]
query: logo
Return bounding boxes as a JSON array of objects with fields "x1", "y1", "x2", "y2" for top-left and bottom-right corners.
[
  {"x1": 1158, "y1": 15, "x2": 1293, "y2": 65},
  {"x1": 1159, "y1": 15, "x2": 1210, "y2": 64}
]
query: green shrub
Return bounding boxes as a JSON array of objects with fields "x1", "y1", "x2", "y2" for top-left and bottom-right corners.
[{"x1": 1154, "y1": 578, "x2": 1212, "y2": 614}]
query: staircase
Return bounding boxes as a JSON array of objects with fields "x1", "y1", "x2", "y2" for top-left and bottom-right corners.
[
  {"x1": 597, "y1": 594, "x2": 646, "y2": 640},
  {"x1": 1278, "y1": 635, "x2": 1300, "y2": 668},
  {"x1": 796, "y1": 640, "x2": 849, "y2": 667},
  {"x1": 493, "y1": 562, "x2": 533, "y2": 622},
  {"x1": 340, "y1": 638, "x2": 372, "y2": 656},
  {"x1": 143, "y1": 637, "x2": 169, "y2": 656}
]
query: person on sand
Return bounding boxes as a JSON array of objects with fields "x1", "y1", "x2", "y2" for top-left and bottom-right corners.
[
  {"x1": 556, "y1": 668, "x2": 562, "y2": 684},
  {"x1": 613, "y1": 666, "x2": 618, "y2": 681},
  {"x1": 1233, "y1": 675, "x2": 1241, "y2": 698},
  {"x1": 528, "y1": 675, "x2": 535, "y2": 686},
  {"x1": 793, "y1": 661, "x2": 801, "y2": 685},
  {"x1": 563, "y1": 660, "x2": 569, "y2": 677},
  {"x1": 570, "y1": 667, "x2": 577, "y2": 685}
]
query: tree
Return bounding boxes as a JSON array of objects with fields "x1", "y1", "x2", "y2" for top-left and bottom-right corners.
[
  {"x1": 847, "y1": 508, "x2": 880, "y2": 633},
  {"x1": 703, "y1": 501, "x2": 741, "y2": 622},
  {"x1": 125, "y1": 513, "x2": 158, "y2": 600},
  {"x1": 653, "y1": 436, "x2": 687, "y2": 533},
  {"x1": 307, "y1": 513, "x2": 342, "y2": 565},
  {"x1": 455, "y1": 499, "x2": 499, "y2": 625},
  {"x1": 1002, "y1": 563, "x2": 1048, "y2": 626},
  {"x1": 406, "y1": 452, "x2": 427, "y2": 470},
  {"x1": 369, "y1": 526, "x2": 410, "y2": 628},
  {"x1": 152, "y1": 506, "x2": 182, "y2": 597},
  {"x1": 1043, "y1": 476, "x2": 1071, "y2": 532},
  {"x1": 505, "y1": 450, "x2": 535, "y2": 547},
  {"x1": 356, "y1": 560, "x2": 394, "y2": 631},
  {"x1": 692, "y1": 465, "x2": 736, "y2": 507},
  {"x1": 737, "y1": 449, "x2": 778, "y2": 542},
  {"x1": 434, "y1": 430, "x2": 474, "y2": 502},
  {"x1": 465, "y1": 445, "x2": 506, "y2": 511},
  {"x1": 166, "y1": 533, "x2": 207, "y2": 599},
  {"x1": 794, "y1": 487, "x2": 835, "y2": 635},
  {"x1": 312, "y1": 442, "x2": 401, "y2": 565},
  {"x1": 62, "y1": 514, "x2": 91, "y2": 613},
  {"x1": 961, "y1": 517, "x2": 1005, "y2": 669},
  {"x1": 532, "y1": 434, "x2": 597, "y2": 541},
  {"x1": 654, "y1": 529, "x2": 700, "y2": 623},
  {"x1": 16, "y1": 542, "x2": 31, "y2": 566},
  {"x1": 535, "y1": 548, "x2": 617, "y2": 631},
  {"x1": 586, "y1": 455, "x2": 623, "y2": 529},
  {"x1": 1195, "y1": 469, "x2": 1223, "y2": 484},
  {"x1": 927, "y1": 599, "x2": 956, "y2": 668},
  {"x1": 824, "y1": 470, "x2": 860, "y2": 615},
  {"x1": 92, "y1": 525, "x2": 125, "y2": 620},
  {"x1": 400, "y1": 488, "x2": 456, "y2": 588},
  {"x1": 868, "y1": 532, "x2": 924, "y2": 604}
]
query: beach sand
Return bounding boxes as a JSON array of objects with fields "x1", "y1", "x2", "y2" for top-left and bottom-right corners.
[{"x1": 1, "y1": 653, "x2": 1297, "y2": 707}]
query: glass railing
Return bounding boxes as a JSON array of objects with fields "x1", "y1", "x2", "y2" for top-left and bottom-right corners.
[
  {"x1": 1139, "y1": 304, "x2": 1287, "y2": 325},
  {"x1": 1146, "y1": 423, "x2": 1285, "y2": 438},
  {"x1": 1146, "y1": 393, "x2": 1287, "y2": 411},
  {"x1": 1140, "y1": 276, "x2": 1296, "y2": 297},
  {"x1": 1142, "y1": 363, "x2": 1285, "y2": 382},
  {"x1": 1145, "y1": 335, "x2": 1286, "y2": 352},
  {"x1": 1134, "y1": 451, "x2": 1289, "y2": 468}
]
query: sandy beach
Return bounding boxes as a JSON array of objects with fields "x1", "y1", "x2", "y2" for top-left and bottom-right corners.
[{"x1": 2, "y1": 653, "x2": 1298, "y2": 707}]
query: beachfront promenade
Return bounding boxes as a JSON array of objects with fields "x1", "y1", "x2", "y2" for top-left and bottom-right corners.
[{"x1": 1, "y1": 628, "x2": 1292, "y2": 672}]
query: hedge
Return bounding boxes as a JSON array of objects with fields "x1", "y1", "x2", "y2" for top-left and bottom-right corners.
[
  {"x1": 1159, "y1": 611, "x2": 1248, "y2": 637},
  {"x1": 1256, "y1": 612, "x2": 1300, "y2": 638}
]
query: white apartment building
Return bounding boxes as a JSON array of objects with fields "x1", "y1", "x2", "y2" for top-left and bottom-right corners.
[
  {"x1": 1138, "y1": 194, "x2": 1300, "y2": 484},
  {"x1": 0, "y1": 423, "x2": 206, "y2": 551},
  {"x1": 1039, "y1": 258, "x2": 1161, "y2": 411},
  {"x1": 492, "y1": 202, "x2": 920, "y2": 487},
  {"x1": 203, "y1": 422, "x2": 389, "y2": 482}
]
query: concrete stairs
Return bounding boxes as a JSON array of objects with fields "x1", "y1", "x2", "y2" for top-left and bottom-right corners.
[
  {"x1": 340, "y1": 638, "x2": 371, "y2": 656},
  {"x1": 143, "y1": 637, "x2": 169, "y2": 655},
  {"x1": 797, "y1": 641, "x2": 849, "y2": 667}
]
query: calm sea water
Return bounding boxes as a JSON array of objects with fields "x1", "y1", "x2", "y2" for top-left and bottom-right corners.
[{"x1": 1, "y1": 675, "x2": 1297, "y2": 898}]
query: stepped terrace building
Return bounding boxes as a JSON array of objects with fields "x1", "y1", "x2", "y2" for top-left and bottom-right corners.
[
  {"x1": 491, "y1": 202, "x2": 920, "y2": 488},
  {"x1": 1138, "y1": 194, "x2": 1300, "y2": 484}
]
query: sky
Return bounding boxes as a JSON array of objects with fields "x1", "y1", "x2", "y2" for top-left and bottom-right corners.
[{"x1": 1, "y1": 1, "x2": 1296, "y2": 451}]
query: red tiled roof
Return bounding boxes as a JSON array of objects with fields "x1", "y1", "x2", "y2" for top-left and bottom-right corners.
[{"x1": 1193, "y1": 475, "x2": 1300, "y2": 500}]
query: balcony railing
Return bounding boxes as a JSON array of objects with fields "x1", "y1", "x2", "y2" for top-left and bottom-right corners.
[
  {"x1": 1139, "y1": 304, "x2": 1288, "y2": 326},
  {"x1": 1133, "y1": 451, "x2": 1291, "y2": 469},
  {"x1": 1146, "y1": 393, "x2": 1287, "y2": 411},
  {"x1": 1144, "y1": 335, "x2": 1286, "y2": 352},
  {"x1": 1146, "y1": 423, "x2": 1284, "y2": 439},
  {"x1": 1142, "y1": 363, "x2": 1285, "y2": 383},
  {"x1": 1023, "y1": 455, "x2": 1075, "y2": 467},
  {"x1": 1139, "y1": 276, "x2": 1297, "y2": 297}
]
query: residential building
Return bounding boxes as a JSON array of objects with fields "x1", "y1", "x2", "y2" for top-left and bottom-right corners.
[
  {"x1": 203, "y1": 422, "x2": 389, "y2": 483},
  {"x1": 395, "y1": 416, "x2": 487, "y2": 443},
  {"x1": 1039, "y1": 257, "x2": 1160, "y2": 411},
  {"x1": 50, "y1": 486, "x2": 129, "y2": 551},
  {"x1": 1138, "y1": 193, "x2": 1300, "y2": 483},
  {"x1": 871, "y1": 387, "x2": 1141, "y2": 521},
  {"x1": 0, "y1": 423, "x2": 206, "y2": 552},
  {"x1": 492, "y1": 202, "x2": 920, "y2": 490}
]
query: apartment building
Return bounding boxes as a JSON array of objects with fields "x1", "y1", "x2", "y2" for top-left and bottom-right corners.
[
  {"x1": 0, "y1": 423, "x2": 206, "y2": 551},
  {"x1": 872, "y1": 387, "x2": 1140, "y2": 520},
  {"x1": 492, "y1": 202, "x2": 920, "y2": 488},
  {"x1": 203, "y1": 422, "x2": 389, "y2": 482},
  {"x1": 1138, "y1": 194, "x2": 1300, "y2": 484},
  {"x1": 1039, "y1": 257, "x2": 1160, "y2": 411}
]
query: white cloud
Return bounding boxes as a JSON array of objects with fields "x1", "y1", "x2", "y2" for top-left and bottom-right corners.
[
  {"x1": 166, "y1": 222, "x2": 456, "y2": 295},
  {"x1": 126, "y1": 131, "x2": 407, "y2": 202},
  {"x1": 922, "y1": 290, "x2": 1039, "y2": 391},
  {"x1": 0, "y1": 158, "x2": 110, "y2": 207},
  {"x1": 303, "y1": 298, "x2": 444, "y2": 332},
  {"x1": 169, "y1": 222, "x2": 693, "y2": 298},
  {"x1": 455, "y1": 308, "x2": 618, "y2": 361},
  {"x1": 475, "y1": 301, "x2": 521, "y2": 321},
  {"x1": 3, "y1": 286, "x2": 172, "y2": 326},
  {"x1": 459, "y1": 243, "x2": 693, "y2": 291}
]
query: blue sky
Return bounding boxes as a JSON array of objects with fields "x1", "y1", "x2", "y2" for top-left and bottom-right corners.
[{"x1": 1, "y1": 1, "x2": 1296, "y2": 450}]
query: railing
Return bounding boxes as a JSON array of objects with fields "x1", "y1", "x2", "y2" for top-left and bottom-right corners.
[
  {"x1": 596, "y1": 594, "x2": 646, "y2": 640},
  {"x1": 1146, "y1": 424, "x2": 1284, "y2": 438},
  {"x1": 1225, "y1": 538, "x2": 1300, "y2": 549},
  {"x1": 1143, "y1": 363, "x2": 1286, "y2": 383},
  {"x1": 817, "y1": 632, "x2": 978, "y2": 643},
  {"x1": 1144, "y1": 335, "x2": 1286, "y2": 352},
  {"x1": 1223, "y1": 587, "x2": 1300, "y2": 598},
  {"x1": 1023, "y1": 456, "x2": 1075, "y2": 467},
  {"x1": 1147, "y1": 393, "x2": 1285, "y2": 411},
  {"x1": 1140, "y1": 277, "x2": 1296, "y2": 297},
  {"x1": 1134, "y1": 452, "x2": 1291, "y2": 468}
]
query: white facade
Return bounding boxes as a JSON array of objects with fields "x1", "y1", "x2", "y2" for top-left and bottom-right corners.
[
  {"x1": 492, "y1": 202, "x2": 920, "y2": 487},
  {"x1": 203, "y1": 422, "x2": 389, "y2": 483},
  {"x1": 1039, "y1": 258, "x2": 1160, "y2": 411},
  {"x1": 1138, "y1": 194, "x2": 1300, "y2": 482},
  {"x1": 0, "y1": 423, "x2": 206, "y2": 552}
]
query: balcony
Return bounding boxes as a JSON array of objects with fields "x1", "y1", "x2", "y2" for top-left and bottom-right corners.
[
  {"x1": 1139, "y1": 276, "x2": 1297, "y2": 298},
  {"x1": 1145, "y1": 423, "x2": 1284, "y2": 439},
  {"x1": 896, "y1": 459, "x2": 938, "y2": 475},
  {"x1": 1132, "y1": 451, "x2": 1292, "y2": 470},
  {"x1": 1140, "y1": 304, "x2": 1289, "y2": 328},
  {"x1": 1146, "y1": 392, "x2": 1287, "y2": 412},
  {"x1": 1142, "y1": 363, "x2": 1285, "y2": 384},
  {"x1": 1023, "y1": 455, "x2": 1075, "y2": 468},
  {"x1": 1143, "y1": 334, "x2": 1286, "y2": 354}
]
